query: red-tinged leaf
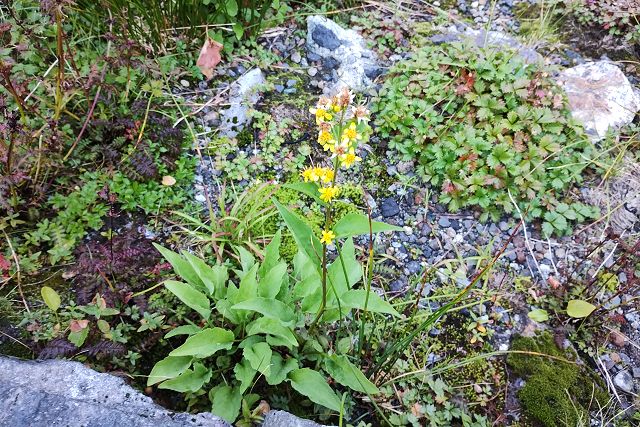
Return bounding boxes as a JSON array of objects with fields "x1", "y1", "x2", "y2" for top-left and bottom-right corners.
[
  {"x1": 0, "y1": 254, "x2": 10, "y2": 272},
  {"x1": 70, "y1": 319, "x2": 89, "y2": 333},
  {"x1": 197, "y1": 38, "x2": 223, "y2": 80}
]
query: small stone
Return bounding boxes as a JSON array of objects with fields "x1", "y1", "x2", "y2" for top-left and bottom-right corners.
[
  {"x1": 286, "y1": 79, "x2": 297, "y2": 88},
  {"x1": 274, "y1": 84, "x2": 285, "y2": 93},
  {"x1": 613, "y1": 370, "x2": 634, "y2": 393},
  {"x1": 307, "y1": 52, "x2": 321, "y2": 62},
  {"x1": 632, "y1": 367, "x2": 640, "y2": 378},
  {"x1": 438, "y1": 217, "x2": 451, "y2": 228},
  {"x1": 195, "y1": 194, "x2": 206, "y2": 203},
  {"x1": 307, "y1": 67, "x2": 318, "y2": 77},
  {"x1": 291, "y1": 51, "x2": 301, "y2": 63},
  {"x1": 428, "y1": 328, "x2": 441, "y2": 337},
  {"x1": 283, "y1": 88, "x2": 297, "y2": 94},
  {"x1": 380, "y1": 198, "x2": 400, "y2": 218},
  {"x1": 180, "y1": 79, "x2": 189, "y2": 88}
]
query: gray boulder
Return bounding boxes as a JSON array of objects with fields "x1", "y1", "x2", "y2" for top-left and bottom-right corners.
[
  {"x1": 219, "y1": 68, "x2": 266, "y2": 138},
  {"x1": 306, "y1": 16, "x2": 382, "y2": 94},
  {"x1": 557, "y1": 61, "x2": 640, "y2": 141},
  {"x1": 0, "y1": 357, "x2": 327, "y2": 427}
]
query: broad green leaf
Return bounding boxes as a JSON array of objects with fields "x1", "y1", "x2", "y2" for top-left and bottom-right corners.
[
  {"x1": 259, "y1": 262, "x2": 287, "y2": 299},
  {"x1": 566, "y1": 300, "x2": 596, "y2": 318},
  {"x1": 169, "y1": 327, "x2": 234, "y2": 358},
  {"x1": 232, "y1": 22, "x2": 243, "y2": 40},
  {"x1": 273, "y1": 199, "x2": 322, "y2": 267},
  {"x1": 68, "y1": 328, "x2": 88, "y2": 347},
  {"x1": 153, "y1": 244, "x2": 204, "y2": 290},
  {"x1": 266, "y1": 353, "x2": 298, "y2": 386},
  {"x1": 158, "y1": 362, "x2": 211, "y2": 392},
  {"x1": 164, "y1": 324, "x2": 201, "y2": 339},
  {"x1": 282, "y1": 182, "x2": 325, "y2": 206},
  {"x1": 237, "y1": 247, "x2": 255, "y2": 275},
  {"x1": 333, "y1": 213, "x2": 403, "y2": 239},
  {"x1": 243, "y1": 342, "x2": 272, "y2": 376},
  {"x1": 231, "y1": 297, "x2": 296, "y2": 326},
  {"x1": 235, "y1": 263, "x2": 259, "y2": 304},
  {"x1": 165, "y1": 280, "x2": 211, "y2": 320},
  {"x1": 147, "y1": 356, "x2": 192, "y2": 386},
  {"x1": 327, "y1": 238, "x2": 361, "y2": 296},
  {"x1": 340, "y1": 289, "x2": 400, "y2": 317},
  {"x1": 246, "y1": 317, "x2": 298, "y2": 349},
  {"x1": 183, "y1": 252, "x2": 226, "y2": 296},
  {"x1": 528, "y1": 309, "x2": 549, "y2": 322},
  {"x1": 41, "y1": 286, "x2": 61, "y2": 312},
  {"x1": 324, "y1": 355, "x2": 379, "y2": 394},
  {"x1": 259, "y1": 230, "x2": 282, "y2": 278},
  {"x1": 234, "y1": 359, "x2": 256, "y2": 394},
  {"x1": 210, "y1": 385, "x2": 241, "y2": 423},
  {"x1": 216, "y1": 298, "x2": 242, "y2": 325},
  {"x1": 225, "y1": 0, "x2": 238, "y2": 16},
  {"x1": 288, "y1": 368, "x2": 341, "y2": 411}
]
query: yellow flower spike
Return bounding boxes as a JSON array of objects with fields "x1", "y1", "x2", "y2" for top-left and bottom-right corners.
[
  {"x1": 318, "y1": 130, "x2": 333, "y2": 145},
  {"x1": 320, "y1": 229, "x2": 336, "y2": 245},
  {"x1": 342, "y1": 122, "x2": 359, "y2": 142},
  {"x1": 318, "y1": 186, "x2": 339, "y2": 203},
  {"x1": 320, "y1": 168, "x2": 334, "y2": 183},
  {"x1": 301, "y1": 167, "x2": 321, "y2": 182}
]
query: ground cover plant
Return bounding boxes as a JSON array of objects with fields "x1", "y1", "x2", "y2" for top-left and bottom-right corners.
[{"x1": 1, "y1": 0, "x2": 639, "y2": 426}]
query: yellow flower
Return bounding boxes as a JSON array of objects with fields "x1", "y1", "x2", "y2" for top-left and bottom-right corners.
[
  {"x1": 351, "y1": 105, "x2": 370, "y2": 123},
  {"x1": 340, "y1": 148, "x2": 361, "y2": 168},
  {"x1": 301, "y1": 167, "x2": 320, "y2": 182},
  {"x1": 319, "y1": 186, "x2": 339, "y2": 202},
  {"x1": 320, "y1": 229, "x2": 336, "y2": 245},
  {"x1": 310, "y1": 107, "x2": 333, "y2": 124},
  {"x1": 342, "y1": 122, "x2": 359, "y2": 142},
  {"x1": 320, "y1": 168, "x2": 334, "y2": 183},
  {"x1": 318, "y1": 130, "x2": 333, "y2": 145}
]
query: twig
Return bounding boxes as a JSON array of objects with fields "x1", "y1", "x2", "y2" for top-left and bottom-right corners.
[
  {"x1": 547, "y1": 237, "x2": 559, "y2": 276},
  {"x1": 3, "y1": 231, "x2": 29, "y2": 313}
]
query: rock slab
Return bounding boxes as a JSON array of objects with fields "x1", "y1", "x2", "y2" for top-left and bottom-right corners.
[
  {"x1": 306, "y1": 16, "x2": 382, "y2": 94},
  {"x1": 0, "y1": 357, "x2": 326, "y2": 427},
  {"x1": 558, "y1": 61, "x2": 640, "y2": 141},
  {"x1": 219, "y1": 68, "x2": 266, "y2": 138}
]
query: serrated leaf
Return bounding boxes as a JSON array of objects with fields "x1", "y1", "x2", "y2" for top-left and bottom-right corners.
[
  {"x1": 169, "y1": 327, "x2": 234, "y2": 358},
  {"x1": 566, "y1": 300, "x2": 596, "y2": 318},
  {"x1": 288, "y1": 368, "x2": 341, "y2": 411},
  {"x1": 147, "y1": 356, "x2": 193, "y2": 386},
  {"x1": 324, "y1": 354, "x2": 379, "y2": 394}
]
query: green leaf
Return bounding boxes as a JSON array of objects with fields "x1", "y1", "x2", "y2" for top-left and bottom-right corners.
[
  {"x1": 147, "y1": 356, "x2": 192, "y2": 386},
  {"x1": 266, "y1": 353, "x2": 298, "y2": 385},
  {"x1": 327, "y1": 238, "x2": 361, "y2": 296},
  {"x1": 41, "y1": 286, "x2": 61, "y2": 312},
  {"x1": 259, "y1": 230, "x2": 282, "y2": 278},
  {"x1": 243, "y1": 342, "x2": 272, "y2": 376},
  {"x1": 246, "y1": 317, "x2": 298, "y2": 349},
  {"x1": 273, "y1": 199, "x2": 322, "y2": 267},
  {"x1": 225, "y1": 0, "x2": 238, "y2": 16},
  {"x1": 288, "y1": 368, "x2": 341, "y2": 412},
  {"x1": 68, "y1": 327, "x2": 88, "y2": 347},
  {"x1": 282, "y1": 182, "x2": 325, "y2": 206},
  {"x1": 183, "y1": 252, "x2": 227, "y2": 296},
  {"x1": 333, "y1": 213, "x2": 403, "y2": 239},
  {"x1": 153, "y1": 244, "x2": 204, "y2": 290},
  {"x1": 164, "y1": 280, "x2": 211, "y2": 320},
  {"x1": 158, "y1": 362, "x2": 211, "y2": 392},
  {"x1": 169, "y1": 327, "x2": 234, "y2": 358},
  {"x1": 324, "y1": 354, "x2": 379, "y2": 394},
  {"x1": 232, "y1": 22, "x2": 243, "y2": 40},
  {"x1": 232, "y1": 297, "x2": 296, "y2": 326},
  {"x1": 210, "y1": 385, "x2": 241, "y2": 423},
  {"x1": 258, "y1": 262, "x2": 287, "y2": 299},
  {"x1": 527, "y1": 309, "x2": 549, "y2": 322},
  {"x1": 164, "y1": 324, "x2": 201, "y2": 339},
  {"x1": 234, "y1": 358, "x2": 256, "y2": 394},
  {"x1": 340, "y1": 289, "x2": 400, "y2": 317},
  {"x1": 566, "y1": 300, "x2": 596, "y2": 318}
]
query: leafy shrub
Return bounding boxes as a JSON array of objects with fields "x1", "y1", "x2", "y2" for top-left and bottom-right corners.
[
  {"x1": 570, "y1": 0, "x2": 640, "y2": 42},
  {"x1": 149, "y1": 228, "x2": 399, "y2": 423},
  {"x1": 373, "y1": 41, "x2": 599, "y2": 235}
]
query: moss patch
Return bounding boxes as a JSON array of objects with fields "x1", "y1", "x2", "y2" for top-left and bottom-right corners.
[{"x1": 507, "y1": 332, "x2": 609, "y2": 427}]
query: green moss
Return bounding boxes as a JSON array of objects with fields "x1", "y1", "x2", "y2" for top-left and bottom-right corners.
[{"x1": 507, "y1": 332, "x2": 609, "y2": 427}]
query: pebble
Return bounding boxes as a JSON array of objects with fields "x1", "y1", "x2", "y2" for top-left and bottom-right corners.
[
  {"x1": 274, "y1": 84, "x2": 285, "y2": 93},
  {"x1": 195, "y1": 194, "x2": 206, "y2": 203},
  {"x1": 380, "y1": 198, "x2": 400, "y2": 218},
  {"x1": 438, "y1": 217, "x2": 450, "y2": 228},
  {"x1": 308, "y1": 67, "x2": 318, "y2": 77},
  {"x1": 291, "y1": 51, "x2": 301, "y2": 63},
  {"x1": 613, "y1": 370, "x2": 634, "y2": 393},
  {"x1": 286, "y1": 79, "x2": 297, "y2": 88},
  {"x1": 283, "y1": 88, "x2": 297, "y2": 94}
]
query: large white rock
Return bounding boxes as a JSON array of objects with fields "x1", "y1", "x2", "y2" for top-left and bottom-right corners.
[
  {"x1": 306, "y1": 15, "x2": 382, "y2": 94},
  {"x1": 219, "y1": 68, "x2": 266, "y2": 138},
  {"x1": 557, "y1": 61, "x2": 640, "y2": 141}
]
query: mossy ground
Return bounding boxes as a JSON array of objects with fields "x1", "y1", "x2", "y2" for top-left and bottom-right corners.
[{"x1": 507, "y1": 332, "x2": 609, "y2": 427}]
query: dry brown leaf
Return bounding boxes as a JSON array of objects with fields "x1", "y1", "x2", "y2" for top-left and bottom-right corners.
[
  {"x1": 162, "y1": 175, "x2": 176, "y2": 186},
  {"x1": 196, "y1": 38, "x2": 223, "y2": 80},
  {"x1": 70, "y1": 319, "x2": 89, "y2": 332}
]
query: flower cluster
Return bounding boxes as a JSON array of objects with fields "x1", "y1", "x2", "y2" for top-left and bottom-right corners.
[{"x1": 300, "y1": 88, "x2": 371, "y2": 246}]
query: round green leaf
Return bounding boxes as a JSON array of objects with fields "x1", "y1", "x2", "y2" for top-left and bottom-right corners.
[
  {"x1": 41, "y1": 286, "x2": 61, "y2": 312},
  {"x1": 566, "y1": 300, "x2": 596, "y2": 318},
  {"x1": 527, "y1": 309, "x2": 549, "y2": 323}
]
